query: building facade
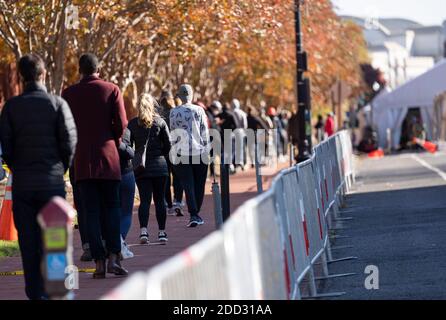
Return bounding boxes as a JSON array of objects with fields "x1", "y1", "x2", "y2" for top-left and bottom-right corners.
[{"x1": 343, "y1": 16, "x2": 445, "y2": 89}]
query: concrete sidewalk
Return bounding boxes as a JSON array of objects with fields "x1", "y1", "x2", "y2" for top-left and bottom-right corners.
[
  {"x1": 323, "y1": 151, "x2": 446, "y2": 299},
  {"x1": 0, "y1": 163, "x2": 287, "y2": 300}
]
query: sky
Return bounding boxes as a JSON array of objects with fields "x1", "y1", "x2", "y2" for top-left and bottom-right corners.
[{"x1": 332, "y1": 0, "x2": 446, "y2": 26}]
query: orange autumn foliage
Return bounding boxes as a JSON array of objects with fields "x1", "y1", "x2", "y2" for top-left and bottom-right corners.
[{"x1": 0, "y1": 0, "x2": 368, "y2": 114}]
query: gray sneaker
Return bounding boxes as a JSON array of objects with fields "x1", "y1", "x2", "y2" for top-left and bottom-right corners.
[
  {"x1": 187, "y1": 215, "x2": 204, "y2": 228},
  {"x1": 139, "y1": 232, "x2": 149, "y2": 244},
  {"x1": 167, "y1": 207, "x2": 176, "y2": 216}
]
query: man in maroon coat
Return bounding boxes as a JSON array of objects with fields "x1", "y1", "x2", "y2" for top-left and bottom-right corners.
[{"x1": 62, "y1": 53, "x2": 128, "y2": 278}]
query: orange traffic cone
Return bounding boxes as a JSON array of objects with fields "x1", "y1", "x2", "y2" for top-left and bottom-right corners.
[
  {"x1": 0, "y1": 174, "x2": 18, "y2": 241},
  {"x1": 424, "y1": 141, "x2": 438, "y2": 154},
  {"x1": 368, "y1": 148, "x2": 384, "y2": 159},
  {"x1": 413, "y1": 138, "x2": 438, "y2": 154}
]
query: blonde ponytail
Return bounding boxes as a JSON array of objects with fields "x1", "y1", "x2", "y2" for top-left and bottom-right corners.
[{"x1": 137, "y1": 93, "x2": 158, "y2": 128}]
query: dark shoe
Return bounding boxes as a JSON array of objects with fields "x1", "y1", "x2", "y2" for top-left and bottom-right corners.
[
  {"x1": 187, "y1": 215, "x2": 204, "y2": 228},
  {"x1": 107, "y1": 253, "x2": 129, "y2": 276},
  {"x1": 93, "y1": 259, "x2": 106, "y2": 279},
  {"x1": 196, "y1": 215, "x2": 204, "y2": 225},
  {"x1": 80, "y1": 249, "x2": 93, "y2": 262},
  {"x1": 175, "y1": 207, "x2": 184, "y2": 217}
]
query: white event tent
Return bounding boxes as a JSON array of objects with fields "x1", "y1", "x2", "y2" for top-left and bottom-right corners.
[{"x1": 372, "y1": 59, "x2": 446, "y2": 149}]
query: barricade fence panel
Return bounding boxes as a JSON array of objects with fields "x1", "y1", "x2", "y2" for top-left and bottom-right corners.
[
  {"x1": 311, "y1": 160, "x2": 329, "y2": 245},
  {"x1": 224, "y1": 193, "x2": 287, "y2": 300},
  {"x1": 281, "y1": 169, "x2": 311, "y2": 285},
  {"x1": 223, "y1": 209, "x2": 262, "y2": 299},
  {"x1": 154, "y1": 231, "x2": 230, "y2": 300},
  {"x1": 102, "y1": 130, "x2": 355, "y2": 300},
  {"x1": 271, "y1": 175, "x2": 297, "y2": 299},
  {"x1": 322, "y1": 141, "x2": 335, "y2": 210},
  {"x1": 297, "y1": 162, "x2": 325, "y2": 264}
]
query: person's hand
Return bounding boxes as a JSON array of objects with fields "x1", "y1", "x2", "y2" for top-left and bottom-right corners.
[{"x1": 115, "y1": 137, "x2": 122, "y2": 149}]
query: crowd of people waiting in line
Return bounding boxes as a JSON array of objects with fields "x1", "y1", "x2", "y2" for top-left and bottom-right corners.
[{"x1": 0, "y1": 53, "x2": 301, "y2": 300}]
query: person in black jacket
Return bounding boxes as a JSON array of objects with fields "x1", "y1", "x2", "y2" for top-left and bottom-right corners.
[
  {"x1": 159, "y1": 90, "x2": 184, "y2": 216},
  {"x1": 215, "y1": 101, "x2": 238, "y2": 173},
  {"x1": 128, "y1": 93, "x2": 171, "y2": 243},
  {"x1": 246, "y1": 106, "x2": 269, "y2": 167},
  {"x1": 314, "y1": 114, "x2": 324, "y2": 143},
  {"x1": 0, "y1": 54, "x2": 77, "y2": 300},
  {"x1": 118, "y1": 127, "x2": 135, "y2": 258}
]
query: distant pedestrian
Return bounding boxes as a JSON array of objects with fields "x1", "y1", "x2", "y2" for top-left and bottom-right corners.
[
  {"x1": 196, "y1": 101, "x2": 213, "y2": 130},
  {"x1": 246, "y1": 106, "x2": 269, "y2": 166},
  {"x1": 267, "y1": 106, "x2": 285, "y2": 160},
  {"x1": 260, "y1": 107, "x2": 274, "y2": 130},
  {"x1": 0, "y1": 54, "x2": 77, "y2": 299},
  {"x1": 159, "y1": 90, "x2": 184, "y2": 216},
  {"x1": 287, "y1": 109, "x2": 299, "y2": 162},
  {"x1": 209, "y1": 100, "x2": 223, "y2": 136},
  {"x1": 62, "y1": 53, "x2": 128, "y2": 278},
  {"x1": 128, "y1": 93, "x2": 171, "y2": 243},
  {"x1": 260, "y1": 107, "x2": 274, "y2": 161},
  {"x1": 325, "y1": 112, "x2": 335, "y2": 137},
  {"x1": 158, "y1": 90, "x2": 175, "y2": 124},
  {"x1": 279, "y1": 110, "x2": 290, "y2": 156},
  {"x1": 215, "y1": 101, "x2": 237, "y2": 173},
  {"x1": 170, "y1": 84, "x2": 210, "y2": 227},
  {"x1": 315, "y1": 114, "x2": 324, "y2": 143},
  {"x1": 232, "y1": 99, "x2": 248, "y2": 170},
  {"x1": 209, "y1": 101, "x2": 223, "y2": 176}
]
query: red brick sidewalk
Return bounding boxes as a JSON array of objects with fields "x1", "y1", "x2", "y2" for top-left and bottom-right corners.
[{"x1": 0, "y1": 164, "x2": 287, "y2": 300}]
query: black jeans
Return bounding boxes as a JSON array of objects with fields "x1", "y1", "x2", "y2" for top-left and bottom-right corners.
[
  {"x1": 69, "y1": 170, "x2": 88, "y2": 246},
  {"x1": 12, "y1": 187, "x2": 66, "y2": 300},
  {"x1": 174, "y1": 159, "x2": 209, "y2": 216},
  {"x1": 137, "y1": 177, "x2": 167, "y2": 230},
  {"x1": 72, "y1": 181, "x2": 88, "y2": 246},
  {"x1": 77, "y1": 180, "x2": 121, "y2": 260}
]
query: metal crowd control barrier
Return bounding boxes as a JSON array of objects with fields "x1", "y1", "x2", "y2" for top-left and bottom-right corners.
[{"x1": 103, "y1": 130, "x2": 356, "y2": 300}]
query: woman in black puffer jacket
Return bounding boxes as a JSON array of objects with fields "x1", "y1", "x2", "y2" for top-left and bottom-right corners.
[{"x1": 128, "y1": 93, "x2": 171, "y2": 244}]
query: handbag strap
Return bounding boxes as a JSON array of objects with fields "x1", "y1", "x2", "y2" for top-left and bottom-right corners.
[{"x1": 142, "y1": 126, "x2": 152, "y2": 152}]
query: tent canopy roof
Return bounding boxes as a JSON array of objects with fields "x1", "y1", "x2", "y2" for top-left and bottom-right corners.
[{"x1": 373, "y1": 59, "x2": 446, "y2": 113}]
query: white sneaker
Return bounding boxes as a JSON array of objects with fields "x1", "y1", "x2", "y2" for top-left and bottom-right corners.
[
  {"x1": 139, "y1": 228, "x2": 149, "y2": 244},
  {"x1": 167, "y1": 207, "x2": 176, "y2": 216},
  {"x1": 121, "y1": 242, "x2": 134, "y2": 259},
  {"x1": 158, "y1": 231, "x2": 168, "y2": 243},
  {"x1": 173, "y1": 202, "x2": 184, "y2": 216},
  {"x1": 179, "y1": 201, "x2": 186, "y2": 209}
]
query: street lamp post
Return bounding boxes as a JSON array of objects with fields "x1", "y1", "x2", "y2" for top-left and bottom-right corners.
[{"x1": 295, "y1": 0, "x2": 312, "y2": 162}]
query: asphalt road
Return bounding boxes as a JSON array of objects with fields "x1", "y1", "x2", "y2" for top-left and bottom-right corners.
[{"x1": 323, "y1": 149, "x2": 446, "y2": 300}]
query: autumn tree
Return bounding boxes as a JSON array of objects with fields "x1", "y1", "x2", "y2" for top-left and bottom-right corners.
[{"x1": 0, "y1": 0, "x2": 369, "y2": 116}]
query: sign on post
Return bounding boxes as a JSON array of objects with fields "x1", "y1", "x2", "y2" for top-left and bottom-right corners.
[{"x1": 37, "y1": 196, "x2": 76, "y2": 299}]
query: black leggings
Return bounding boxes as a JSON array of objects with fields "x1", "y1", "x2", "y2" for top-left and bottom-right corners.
[
  {"x1": 136, "y1": 177, "x2": 167, "y2": 230},
  {"x1": 165, "y1": 164, "x2": 183, "y2": 208}
]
